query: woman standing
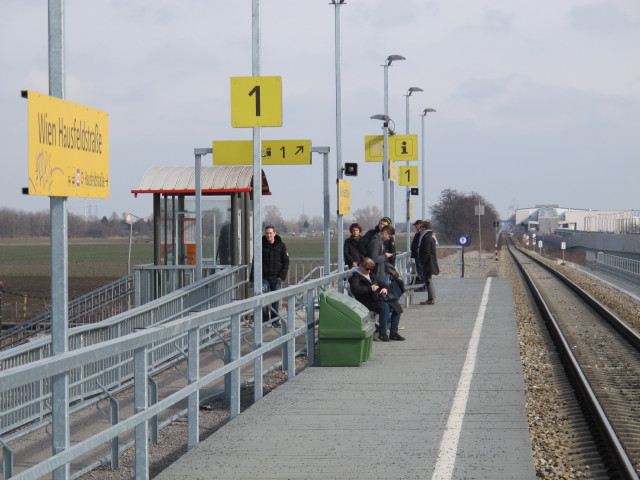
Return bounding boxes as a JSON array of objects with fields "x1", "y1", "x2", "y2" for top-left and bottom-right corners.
[{"x1": 344, "y1": 223, "x2": 364, "y2": 268}]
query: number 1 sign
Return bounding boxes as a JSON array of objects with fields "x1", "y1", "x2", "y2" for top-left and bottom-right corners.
[{"x1": 230, "y1": 76, "x2": 282, "y2": 127}]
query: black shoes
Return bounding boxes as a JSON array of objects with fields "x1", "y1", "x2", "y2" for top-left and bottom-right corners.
[
  {"x1": 389, "y1": 333, "x2": 405, "y2": 341},
  {"x1": 420, "y1": 299, "x2": 435, "y2": 305},
  {"x1": 378, "y1": 333, "x2": 390, "y2": 342}
]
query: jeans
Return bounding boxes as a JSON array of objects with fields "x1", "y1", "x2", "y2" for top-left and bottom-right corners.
[
  {"x1": 378, "y1": 301, "x2": 400, "y2": 336},
  {"x1": 261, "y1": 277, "x2": 282, "y2": 320}
]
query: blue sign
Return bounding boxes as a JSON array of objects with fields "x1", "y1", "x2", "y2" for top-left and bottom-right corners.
[{"x1": 456, "y1": 233, "x2": 471, "y2": 247}]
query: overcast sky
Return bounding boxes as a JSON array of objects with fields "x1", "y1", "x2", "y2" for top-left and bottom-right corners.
[{"x1": 1, "y1": 1, "x2": 639, "y2": 223}]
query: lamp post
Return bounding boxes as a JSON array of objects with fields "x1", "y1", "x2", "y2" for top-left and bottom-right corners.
[
  {"x1": 383, "y1": 54, "x2": 405, "y2": 219},
  {"x1": 420, "y1": 108, "x2": 436, "y2": 220},
  {"x1": 330, "y1": 0, "x2": 346, "y2": 281},
  {"x1": 404, "y1": 87, "x2": 422, "y2": 251},
  {"x1": 370, "y1": 114, "x2": 392, "y2": 216}
]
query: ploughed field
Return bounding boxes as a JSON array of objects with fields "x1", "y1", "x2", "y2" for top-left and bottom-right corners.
[{"x1": 0, "y1": 238, "x2": 152, "y2": 327}]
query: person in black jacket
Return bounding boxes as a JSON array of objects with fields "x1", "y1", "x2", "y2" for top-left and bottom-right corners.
[
  {"x1": 418, "y1": 221, "x2": 440, "y2": 305},
  {"x1": 357, "y1": 217, "x2": 396, "y2": 265},
  {"x1": 250, "y1": 225, "x2": 289, "y2": 326},
  {"x1": 348, "y1": 257, "x2": 404, "y2": 342},
  {"x1": 343, "y1": 223, "x2": 364, "y2": 269},
  {"x1": 410, "y1": 220, "x2": 424, "y2": 284}
]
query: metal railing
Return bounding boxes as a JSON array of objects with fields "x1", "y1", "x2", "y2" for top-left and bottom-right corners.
[
  {"x1": 0, "y1": 275, "x2": 136, "y2": 350},
  {"x1": 588, "y1": 251, "x2": 640, "y2": 281},
  {"x1": 0, "y1": 266, "x2": 244, "y2": 437},
  {"x1": 0, "y1": 270, "x2": 349, "y2": 480}
]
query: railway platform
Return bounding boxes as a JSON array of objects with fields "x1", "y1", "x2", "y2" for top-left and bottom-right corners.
[{"x1": 156, "y1": 277, "x2": 536, "y2": 480}]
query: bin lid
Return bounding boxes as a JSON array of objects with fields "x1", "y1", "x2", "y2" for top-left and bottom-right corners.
[{"x1": 319, "y1": 290, "x2": 371, "y2": 333}]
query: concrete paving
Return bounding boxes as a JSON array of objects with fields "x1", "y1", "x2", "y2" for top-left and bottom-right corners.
[{"x1": 156, "y1": 278, "x2": 536, "y2": 480}]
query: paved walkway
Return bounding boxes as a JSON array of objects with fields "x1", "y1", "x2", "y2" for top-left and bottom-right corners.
[{"x1": 156, "y1": 278, "x2": 536, "y2": 480}]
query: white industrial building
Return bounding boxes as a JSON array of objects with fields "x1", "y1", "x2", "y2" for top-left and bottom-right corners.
[{"x1": 515, "y1": 205, "x2": 640, "y2": 234}]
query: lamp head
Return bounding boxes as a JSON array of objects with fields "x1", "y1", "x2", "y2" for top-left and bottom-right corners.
[
  {"x1": 370, "y1": 114, "x2": 390, "y2": 122},
  {"x1": 407, "y1": 87, "x2": 423, "y2": 96},
  {"x1": 385, "y1": 54, "x2": 406, "y2": 66},
  {"x1": 421, "y1": 108, "x2": 436, "y2": 116}
]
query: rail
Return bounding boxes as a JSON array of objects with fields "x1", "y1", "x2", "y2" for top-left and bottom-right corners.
[
  {"x1": 0, "y1": 266, "x2": 244, "y2": 437},
  {"x1": 0, "y1": 275, "x2": 135, "y2": 350},
  {"x1": 0, "y1": 271, "x2": 349, "y2": 480}
]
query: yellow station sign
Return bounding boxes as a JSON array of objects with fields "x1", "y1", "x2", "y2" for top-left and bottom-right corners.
[
  {"x1": 212, "y1": 140, "x2": 311, "y2": 165},
  {"x1": 24, "y1": 91, "x2": 109, "y2": 198},
  {"x1": 364, "y1": 134, "x2": 418, "y2": 162},
  {"x1": 338, "y1": 179, "x2": 351, "y2": 215},
  {"x1": 230, "y1": 76, "x2": 282, "y2": 128},
  {"x1": 398, "y1": 166, "x2": 419, "y2": 186}
]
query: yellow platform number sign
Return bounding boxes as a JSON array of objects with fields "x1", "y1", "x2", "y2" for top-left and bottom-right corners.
[
  {"x1": 230, "y1": 76, "x2": 282, "y2": 128},
  {"x1": 338, "y1": 179, "x2": 351, "y2": 215},
  {"x1": 398, "y1": 166, "x2": 418, "y2": 186}
]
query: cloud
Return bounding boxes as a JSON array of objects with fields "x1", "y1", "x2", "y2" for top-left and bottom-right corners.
[{"x1": 569, "y1": 3, "x2": 638, "y2": 33}]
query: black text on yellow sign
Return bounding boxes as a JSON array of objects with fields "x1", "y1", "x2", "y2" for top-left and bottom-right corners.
[
  {"x1": 212, "y1": 140, "x2": 311, "y2": 165},
  {"x1": 23, "y1": 90, "x2": 109, "y2": 198},
  {"x1": 230, "y1": 76, "x2": 282, "y2": 128},
  {"x1": 364, "y1": 134, "x2": 418, "y2": 162},
  {"x1": 337, "y1": 179, "x2": 351, "y2": 215},
  {"x1": 398, "y1": 166, "x2": 419, "y2": 186}
]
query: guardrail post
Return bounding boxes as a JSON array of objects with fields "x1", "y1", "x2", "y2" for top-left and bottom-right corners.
[
  {"x1": 187, "y1": 327, "x2": 200, "y2": 449},
  {"x1": 283, "y1": 295, "x2": 296, "y2": 379},
  {"x1": 253, "y1": 306, "x2": 263, "y2": 403},
  {"x1": 109, "y1": 396, "x2": 120, "y2": 468},
  {"x1": 1, "y1": 439, "x2": 13, "y2": 479},
  {"x1": 148, "y1": 377, "x2": 158, "y2": 444},
  {"x1": 306, "y1": 290, "x2": 316, "y2": 366},
  {"x1": 230, "y1": 314, "x2": 241, "y2": 420},
  {"x1": 134, "y1": 346, "x2": 149, "y2": 480}
]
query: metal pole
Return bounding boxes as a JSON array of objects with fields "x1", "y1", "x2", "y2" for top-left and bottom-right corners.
[
  {"x1": 195, "y1": 152, "x2": 203, "y2": 280},
  {"x1": 128, "y1": 221, "x2": 132, "y2": 275},
  {"x1": 383, "y1": 64, "x2": 390, "y2": 217},
  {"x1": 252, "y1": 0, "x2": 262, "y2": 298},
  {"x1": 421, "y1": 113, "x2": 426, "y2": 220},
  {"x1": 333, "y1": 1, "x2": 345, "y2": 286},
  {"x1": 404, "y1": 94, "x2": 411, "y2": 251},
  {"x1": 48, "y1": 1, "x2": 70, "y2": 478},
  {"x1": 323, "y1": 152, "x2": 330, "y2": 275}
]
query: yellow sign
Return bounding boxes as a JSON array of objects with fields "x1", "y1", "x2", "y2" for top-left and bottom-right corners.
[
  {"x1": 337, "y1": 179, "x2": 351, "y2": 215},
  {"x1": 398, "y1": 166, "x2": 419, "y2": 186},
  {"x1": 389, "y1": 160, "x2": 396, "y2": 182},
  {"x1": 364, "y1": 135, "x2": 383, "y2": 162},
  {"x1": 230, "y1": 76, "x2": 282, "y2": 127},
  {"x1": 390, "y1": 134, "x2": 418, "y2": 161},
  {"x1": 24, "y1": 90, "x2": 109, "y2": 198},
  {"x1": 408, "y1": 198, "x2": 414, "y2": 219},
  {"x1": 213, "y1": 140, "x2": 311, "y2": 165}
]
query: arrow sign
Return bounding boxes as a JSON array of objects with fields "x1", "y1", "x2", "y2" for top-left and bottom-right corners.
[{"x1": 213, "y1": 139, "x2": 312, "y2": 165}]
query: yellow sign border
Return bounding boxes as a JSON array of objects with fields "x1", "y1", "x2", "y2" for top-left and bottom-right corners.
[{"x1": 25, "y1": 90, "x2": 109, "y2": 198}]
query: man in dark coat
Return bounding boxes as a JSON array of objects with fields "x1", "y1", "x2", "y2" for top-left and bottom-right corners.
[
  {"x1": 410, "y1": 220, "x2": 424, "y2": 283},
  {"x1": 250, "y1": 225, "x2": 289, "y2": 325},
  {"x1": 357, "y1": 217, "x2": 396, "y2": 265},
  {"x1": 349, "y1": 257, "x2": 404, "y2": 342},
  {"x1": 418, "y1": 220, "x2": 440, "y2": 305}
]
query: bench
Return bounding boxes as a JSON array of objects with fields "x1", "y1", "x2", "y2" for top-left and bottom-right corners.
[{"x1": 402, "y1": 282, "x2": 425, "y2": 307}]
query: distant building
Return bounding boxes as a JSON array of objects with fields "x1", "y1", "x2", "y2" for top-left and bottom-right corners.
[{"x1": 515, "y1": 206, "x2": 640, "y2": 234}]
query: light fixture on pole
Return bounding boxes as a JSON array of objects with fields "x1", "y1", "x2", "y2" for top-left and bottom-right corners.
[
  {"x1": 420, "y1": 107, "x2": 436, "y2": 220},
  {"x1": 371, "y1": 114, "x2": 392, "y2": 216},
  {"x1": 382, "y1": 54, "x2": 405, "y2": 220},
  {"x1": 404, "y1": 86, "x2": 423, "y2": 251}
]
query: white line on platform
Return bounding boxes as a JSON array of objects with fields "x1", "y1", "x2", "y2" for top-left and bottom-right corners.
[{"x1": 430, "y1": 277, "x2": 492, "y2": 480}]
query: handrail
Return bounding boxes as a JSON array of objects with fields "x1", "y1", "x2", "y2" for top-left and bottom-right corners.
[{"x1": 0, "y1": 270, "x2": 350, "y2": 480}]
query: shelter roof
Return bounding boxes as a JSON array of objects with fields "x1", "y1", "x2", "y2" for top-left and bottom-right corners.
[{"x1": 131, "y1": 166, "x2": 270, "y2": 196}]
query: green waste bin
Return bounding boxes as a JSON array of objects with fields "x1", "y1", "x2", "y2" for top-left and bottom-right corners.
[{"x1": 318, "y1": 290, "x2": 376, "y2": 367}]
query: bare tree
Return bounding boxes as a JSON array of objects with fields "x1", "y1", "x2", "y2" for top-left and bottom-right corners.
[
  {"x1": 263, "y1": 205, "x2": 286, "y2": 233},
  {"x1": 353, "y1": 205, "x2": 383, "y2": 232}
]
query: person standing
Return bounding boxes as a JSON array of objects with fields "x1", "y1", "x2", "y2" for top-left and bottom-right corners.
[
  {"x1": 418, "y1": 220, "x2": 439, "y2": 305},
  {"x1": 357, "y1": 217, "x2": 396, "y2": 264},
  {"x1": 366, "y1": 225, "x2": 395, "y2": 285},
  {"x1": 250, "y1": 225, "x2": 289, "y2": 326},
  {"x1": 344, "y1": 223, "x2": 364, "y2": 269},
  {"x1": 410, "y1": 220, "x2": 424, "y2": 283}
]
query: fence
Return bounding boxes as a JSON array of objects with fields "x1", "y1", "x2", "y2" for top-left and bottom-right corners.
[
  {"x1": 588, "y1": 251, "x2": 640, "y2": 282},
  {"x1": 0, "y1": 270, "x2": 348, "y2": 480}
]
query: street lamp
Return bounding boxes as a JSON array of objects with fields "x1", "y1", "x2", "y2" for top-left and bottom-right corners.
[
  {"x1": 383, "y1": 54, "x2": 405, "y2": 219},
  {"x1": 404, "y1": 87, "x2": 423, "y2": 251},
  {"x1": 330, "y1": 0, "x2": 346, "y2": 282},
  {"x1": 370, "y1": 114, "x2": 392, "y2": 216},
  {"x1": 420, "y1": 107, "x2": 436, "y2": 220}
]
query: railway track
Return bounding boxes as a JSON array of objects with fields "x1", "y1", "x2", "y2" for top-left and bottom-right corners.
[{"x1": 507, "y1": 238, "x2": 640, "y2": 479}]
